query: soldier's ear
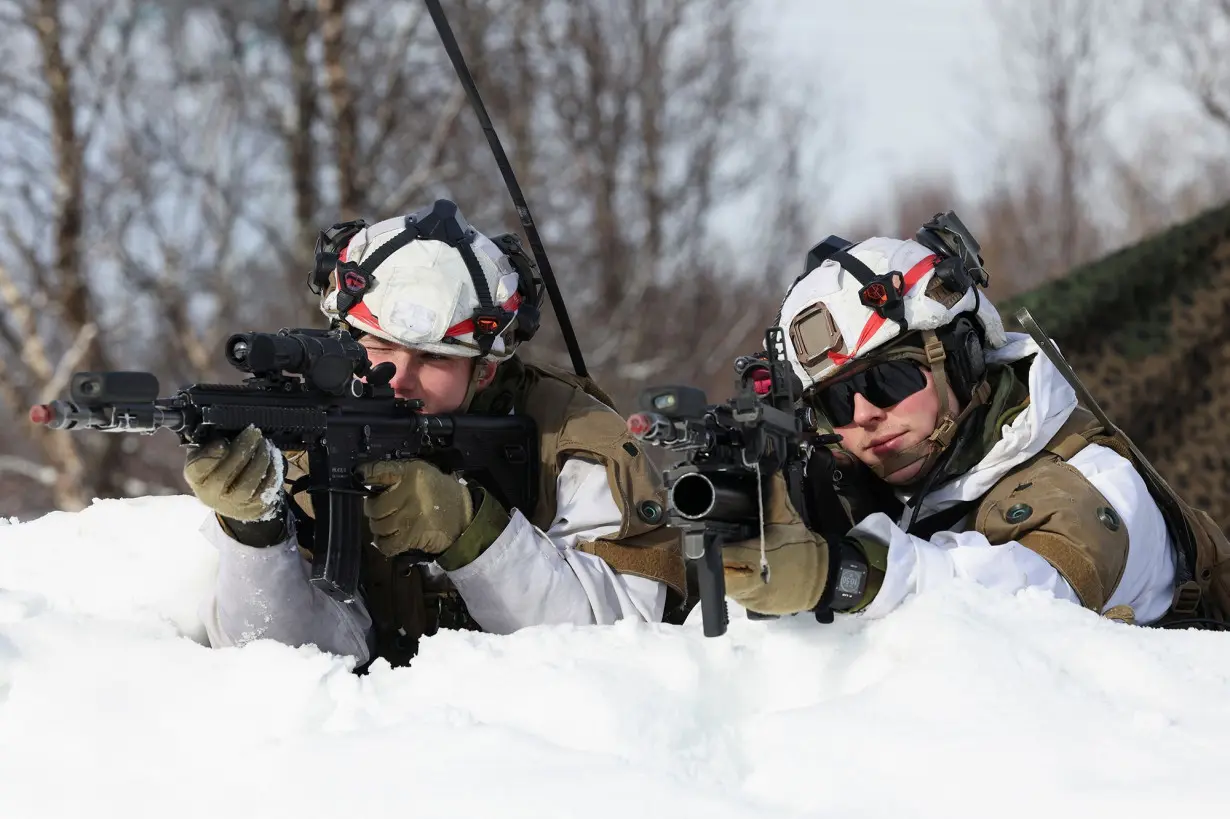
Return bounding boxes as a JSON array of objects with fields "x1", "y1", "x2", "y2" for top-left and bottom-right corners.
[{"x1": 475, "y1": 360, "x2": 498, "y2": 388}]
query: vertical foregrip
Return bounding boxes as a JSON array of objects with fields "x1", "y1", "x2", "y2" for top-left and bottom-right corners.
[{"x1": 698, "y1": 530, "x2": 730, "y2": 637}]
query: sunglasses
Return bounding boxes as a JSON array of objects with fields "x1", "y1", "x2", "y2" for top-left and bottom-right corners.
[{"x1": 809, "y1": 359, "x2": 928, "y2": 427}]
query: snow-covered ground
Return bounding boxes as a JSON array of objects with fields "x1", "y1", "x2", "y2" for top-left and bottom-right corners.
[{"x1": 1, "y1": 496, "x2": 1226, "y2": 819}]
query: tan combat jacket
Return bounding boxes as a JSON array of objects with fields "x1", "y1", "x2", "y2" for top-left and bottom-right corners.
[{"x1": 284, "y1": 356, "x2": 686, "y2": 666}]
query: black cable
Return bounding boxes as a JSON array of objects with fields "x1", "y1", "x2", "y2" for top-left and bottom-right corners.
[{"x1": 423, "y1": 0, "x2": 589, "y2": 378}]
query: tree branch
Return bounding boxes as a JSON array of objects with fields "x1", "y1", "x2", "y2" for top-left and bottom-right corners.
[{"x1": 38, "y1": 320, "x2": 97, "y2": 404}]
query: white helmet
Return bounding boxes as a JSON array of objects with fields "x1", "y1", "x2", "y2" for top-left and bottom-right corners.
[
  {"x1": 312, "y1": 199, "x2": 542, "y2": 360},
  {"x1": 776, "y1": 212, "x2": 1008, "y2": 480}
]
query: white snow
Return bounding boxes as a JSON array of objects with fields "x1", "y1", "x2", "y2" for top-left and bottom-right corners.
[{"x1": 1, "y1": 496, "x2": 1227, "y2": 819}]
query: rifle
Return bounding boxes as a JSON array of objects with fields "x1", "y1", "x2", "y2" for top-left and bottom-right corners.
[
  {"x1": 626, "y1": 327, "x2": 838, "y2": 637},
  {"x1": 29, "y1": 327, "x2": 537, "y2": 603}
]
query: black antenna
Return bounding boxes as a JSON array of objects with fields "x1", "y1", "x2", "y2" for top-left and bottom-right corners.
[{"x1": 423, "y1": 0, "x2": 589, "y2": 378}]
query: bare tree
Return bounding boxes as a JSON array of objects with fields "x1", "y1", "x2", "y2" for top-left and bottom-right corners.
[
  {"x1": 980, "y1": 0, "x2": 1121, "y2": 284},
  {"x1": 1104, "y1": 0, "x2": 1230, "y2": 240},
  {"x1": 1100, "y1": 127, "x2": 1230, "y2": 243},
  {"x1": 840, "y1": 175, "x2": 965, "y2": 246},
  {"x1": 810, "y1": 1, "x2": 1127, "y2": 305},
  {"x1": 1130, "y1": 1, "x2": 1230, "y2": 135},
  {"x1": 0, "y1": 0, "x2": 288, "y2": 514},
  {"x1": 0, "y1": 0, "x2": 143, "y2": 511},
  {"x1": 507, "y1": 0, "x2": 824, "y2": 403},
  {"x1": 0, "y1": 0, "x2": 832, "y2": 517}
]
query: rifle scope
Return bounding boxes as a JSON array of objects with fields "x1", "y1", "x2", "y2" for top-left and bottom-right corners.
[{"x1": 226, "y1": 329, "x2": 370, "y2": 395}]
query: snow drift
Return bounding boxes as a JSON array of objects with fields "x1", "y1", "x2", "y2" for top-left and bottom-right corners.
[{"x1": 1, "y1": 496, "x2": 1227, "y2": 819}]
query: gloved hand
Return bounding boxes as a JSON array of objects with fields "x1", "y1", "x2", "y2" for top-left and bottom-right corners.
[
  {"x1": 722, "y1": 471, "x2": 830, "y2": 615},
  {"x1": 183, "y1": 426, "x2": 288, "y2": 546},
  {"x1": 357, "y1": 459, "x2": 510, "y2": 571},
  {"x1": 184, "y1": 425, "x2": 284, "y2": 521}
]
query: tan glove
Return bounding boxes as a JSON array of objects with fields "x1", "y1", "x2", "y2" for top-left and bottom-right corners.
[
  {"x1": 723, "y1": 471, "x2": 830, "y2": 615},
  {"x1": 357, "y1": 459, "x2": 510, "y2": 571},
  {"x1": 183, "y1": 426, "x2": 283, "y2": 523}
]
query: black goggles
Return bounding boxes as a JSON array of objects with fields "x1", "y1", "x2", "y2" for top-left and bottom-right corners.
[{"x1": 809, "y1": 359, "x2": 928, "y2": 427}]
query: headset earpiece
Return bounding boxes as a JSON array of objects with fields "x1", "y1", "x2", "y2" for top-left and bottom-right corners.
[
  {"x1": 490, "y1": 232, "x2": 544, "y2": 343},
  {"x1": 939, "y1": 315, "x2": 986, "y2": 403},
  {"x1": 309, "y1": 219, "x2": 368, "y2": 295}
]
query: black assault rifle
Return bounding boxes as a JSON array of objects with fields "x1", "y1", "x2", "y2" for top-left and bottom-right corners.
[
  {"x1": 626, "y1": 327, "x2": 840, "y2": 637},
  {"x1": 29, "y1": 327, "x2": 537, "y2": 603}
]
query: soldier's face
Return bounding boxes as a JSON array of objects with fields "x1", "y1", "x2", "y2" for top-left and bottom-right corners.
[
  {"x1": 831, "y1": 366, "x2": 959, "y2": 485},
  {"x1": 359, "y1": 336, "x2": 495, "y2": 413}
]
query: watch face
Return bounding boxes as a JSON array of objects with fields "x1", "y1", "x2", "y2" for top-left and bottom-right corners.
[{"x1": 837, "y1": 570, "x2": 863, "y2": 594}]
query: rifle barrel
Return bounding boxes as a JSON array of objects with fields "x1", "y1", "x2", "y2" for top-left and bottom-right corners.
[{"x1": 30, "y1": 400, "x2": 186, "y2": 433}]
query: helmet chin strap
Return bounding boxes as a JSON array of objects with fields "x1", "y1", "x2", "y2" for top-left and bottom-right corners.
[{"x1": 866, "y1": 330, "x2": 991, "y2": 481}]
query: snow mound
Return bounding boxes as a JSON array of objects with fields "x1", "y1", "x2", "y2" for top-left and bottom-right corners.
[{"x1": 1, "y1": 496, "x2": 1227, "y2": 819}]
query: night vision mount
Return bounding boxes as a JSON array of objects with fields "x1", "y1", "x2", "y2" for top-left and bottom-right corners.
[{"x1": 914, "y1": 210, "x2": 990, "y2": 293}]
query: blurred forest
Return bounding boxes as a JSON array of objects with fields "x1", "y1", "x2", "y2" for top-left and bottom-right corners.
[{"x1": 2, "y1": 0, "x2": 1229, "y2": 518}]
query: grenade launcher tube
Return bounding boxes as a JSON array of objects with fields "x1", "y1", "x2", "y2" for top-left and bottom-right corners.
[{"x1": 668, "y1": 469, "x2": 760, "y2": 522}]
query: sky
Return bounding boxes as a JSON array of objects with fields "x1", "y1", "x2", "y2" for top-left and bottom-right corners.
[
  {"x1": 752, "y1": 0, "x2": 1004, "y2": 220},
  {"x1": 749, "y1": 0, "x2": 1229, "y2": 230},
  {"x1": 1, "y1": 495, "x2": 1228, "y2": 818}
]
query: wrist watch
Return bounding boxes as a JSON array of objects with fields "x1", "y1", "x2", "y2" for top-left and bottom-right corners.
[
  {"x1": 815, "y1": 538, "x2": 869, "y2": 614},
  {"x1": 829, "y1": 549, "x2": 869, "y2": 610}
]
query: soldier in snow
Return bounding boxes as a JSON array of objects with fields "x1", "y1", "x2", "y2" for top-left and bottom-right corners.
[
  {"x1": 182, "y1": 200, "x2": 685, "y2": 668},
  {"x1": 719, "y1": 215, "x2": 1227, "y2": 628}
]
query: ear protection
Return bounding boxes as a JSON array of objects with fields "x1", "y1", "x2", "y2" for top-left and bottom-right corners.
[
  {"x1": 487, "y1": 231, "x2": 545, "y2": 344},
  {"x1": 309, "y1": 219, "x2": 368, "y2": 296},
  {"x1": 937, "y1": 314, "x2": 986, "y2": 403}
]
